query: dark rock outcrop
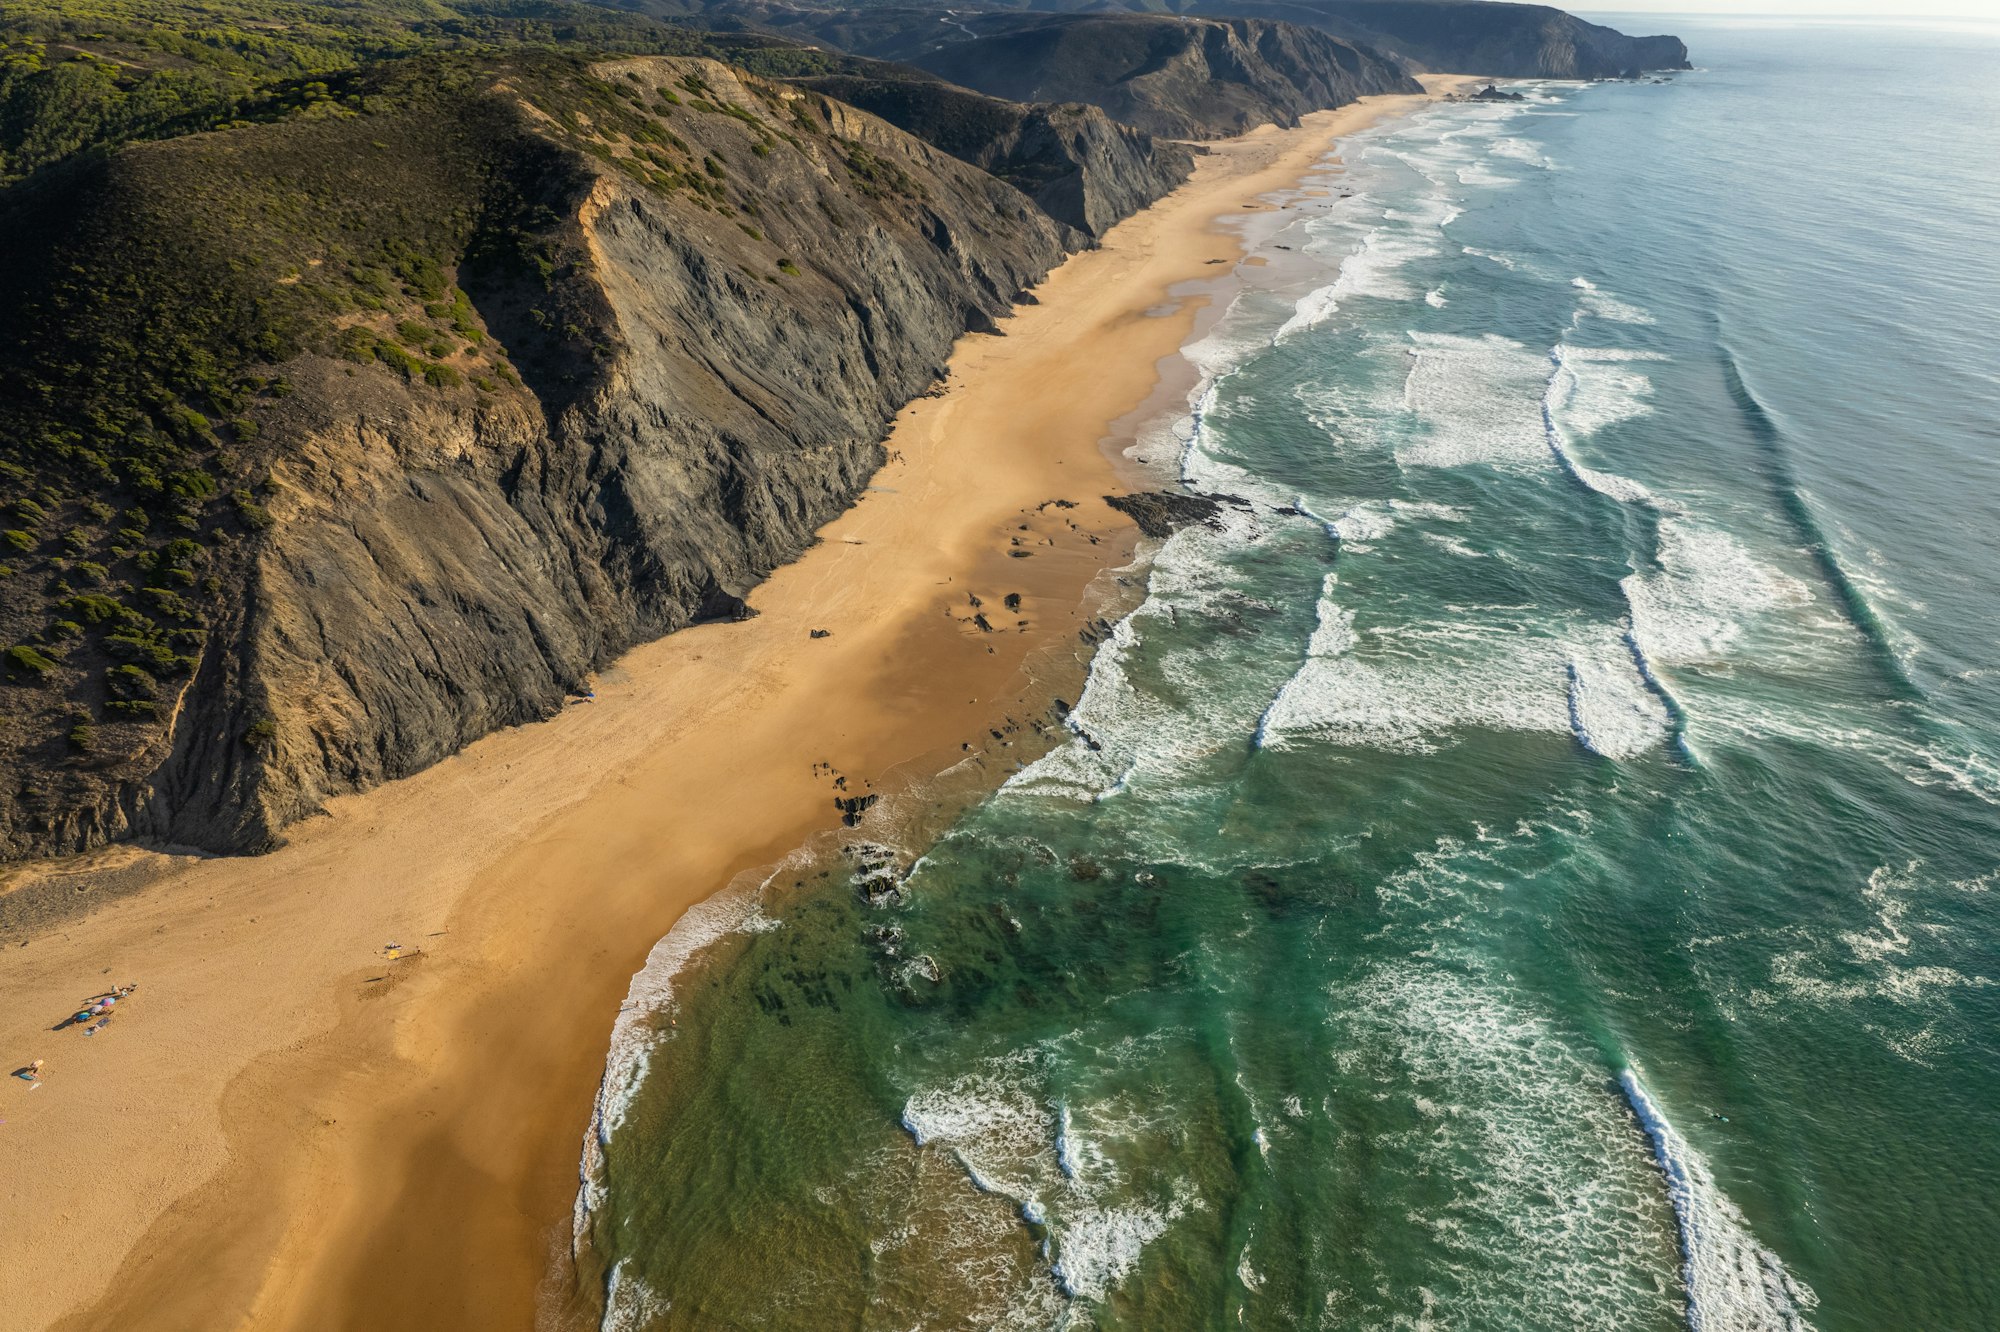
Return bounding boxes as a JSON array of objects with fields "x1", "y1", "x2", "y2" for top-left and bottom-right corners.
[{"x1": 1105, "y1": 491, "x2": 1226, "y2": 539}]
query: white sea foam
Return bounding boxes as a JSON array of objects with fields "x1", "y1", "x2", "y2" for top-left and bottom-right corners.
[
  {"x1": 1056, "y1": 1100, "x2": 1081, "y2": 1181},
  {"x1": 1463, "y1": 244, "x2": 1519, "y2": 269},
  {"x1": 599, "y1": 1260, "x2": 669, "y2": 1332},
  {"x1": 1620, "y1": 1070, "x2": 1819, "y2": 1331},
  {"x1": 1555, "y1": 344, "x2": 1670, "y2": 438},
  {"x1": 1050, "y1": 1197, "x2": 1184, "y2": 1300},
  {"x1": 1330, "y1": 962, "x2": 1683, "y2": 1327},
  {"x1": 1275, "y1": 226, "x2": 1437, "y2": 341},
  {"x1": 1766, "y1": 862, "x2": 1994, "y2": 1019},
  {"x1": 1541, "y1": 344, "x2": 1664, "y2": 503},
  {"x1": 1493, "y1": 135, "x2": 1555, "y2": 168},
  {"x1": 1008, "y1": 485, "x2": 1281, "y2": 803},
  {"x1": 1568, "y1": 654, "x2": 1673, "y2": 759},
  {"x1": 1624, "y1": 519, "x2": 1813, "y2": 666},
  {"x1": 1259, "y1": 585, "x2": 1667, "y2": 758},
  {"x1": 1274, "y1": 281, "x2": 1346, "y2": 342},
  {"x1": 899, "y1": 1051, "x2": 1191, "y2": 1310},
  {"x1": 1303, "y1": 591, "x2": 1358, "y2": 658},
  {"x1": 1400, "y1": 332, "x2": 1558, "y2": 469},
  {"x1": 1572, "y1": 275, "x2": 1658, "y2": 324}
]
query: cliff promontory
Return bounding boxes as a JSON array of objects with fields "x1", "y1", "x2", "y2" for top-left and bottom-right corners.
[{"x1": 1204, "y1": 0, "x2": 1691, "y2": 78}]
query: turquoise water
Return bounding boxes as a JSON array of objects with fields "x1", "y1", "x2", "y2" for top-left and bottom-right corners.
[{"x1": 577, "y1": 20, "x2": 2000, "y2": 1330}]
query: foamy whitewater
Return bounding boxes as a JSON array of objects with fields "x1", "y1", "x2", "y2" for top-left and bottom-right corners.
[{"x1": 577, "y1": 20, "x2": 2000, "y2": 1330}]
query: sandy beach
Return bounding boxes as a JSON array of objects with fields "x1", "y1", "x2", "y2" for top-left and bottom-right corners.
[{"x1": 0, "y1": 85, "x2": 1447, "y2": 1332}]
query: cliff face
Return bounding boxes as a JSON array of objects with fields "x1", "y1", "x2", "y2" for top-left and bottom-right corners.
[
  {"x1": 669, "y1": 1, "x2": 1688, "y2": 85},
  {"x1": 0, "y1": 54, "x2": 1144, "y2": 860},
  {"x1": 793, "y1": 75, "x2": 1193, "y2": 236},
  {"x1": 695, "y1": 7, "x2": 1419, "y2": 139},
  {"x1": 898, "y1": 14, "x2": 1422, "y2": 139},
  {"x1": 1222, "y1": 0, "x2": 1689, "y2": 78}
]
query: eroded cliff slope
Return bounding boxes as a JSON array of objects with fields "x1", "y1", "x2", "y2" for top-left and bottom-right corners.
[
  {"x1": 0, "y1": 53, "x2": 1148, "y2": 860},
  {"x1": 793, "y1": 74, "x2": 1193, "y2": 235}
]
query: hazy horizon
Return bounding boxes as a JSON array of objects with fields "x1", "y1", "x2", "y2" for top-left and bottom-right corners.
[{"x1": 1577, "y1": 1, "x2": 1998, "y2": 16}]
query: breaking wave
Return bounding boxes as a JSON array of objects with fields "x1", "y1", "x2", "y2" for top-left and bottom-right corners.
[{"x1": 1621, "y1": 1070, "x2": 1819, "y2": 1332}]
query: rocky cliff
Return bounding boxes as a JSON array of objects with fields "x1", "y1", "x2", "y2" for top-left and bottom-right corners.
[
  {"x1": 1196, "y1": 0, "x2": 1690, "y2": 78},
  {"x1": 689, "y1": 7, "x2": 1420, "y2": 138},
  {"x1": 905, "y1": 14, "x2": 1422, "y2": 138},
  {"x1": 0, "y1": 52, "x2": 1171, "y2": 861},
  {"x1": 794, "y1": 74, "x2": 1193, "y2": 235},
  {"x1": 661, "y1": 0, "x2": 1688, "y2": 85}
]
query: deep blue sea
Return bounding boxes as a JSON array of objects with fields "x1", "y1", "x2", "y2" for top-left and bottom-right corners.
[{"x1": 576, "y1": 18, "x2": 2000, "y2": 1329}]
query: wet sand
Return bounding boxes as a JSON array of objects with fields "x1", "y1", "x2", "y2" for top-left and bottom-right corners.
[{"x1": 0, "y1": 87, "x2": 1446, "y2": 1332}]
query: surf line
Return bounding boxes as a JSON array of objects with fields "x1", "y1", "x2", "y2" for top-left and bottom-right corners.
[
  {"x1": 1539, "y1": 344, "x2": 1694, "y2": 763},
  {"x1": 1619, "y1": 1068, "x2": 1818, "y2": 1332}
]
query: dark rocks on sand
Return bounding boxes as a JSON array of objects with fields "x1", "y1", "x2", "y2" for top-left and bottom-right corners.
[
  {"x1": 1105, "y1": 491, "x2": 1227, "y2": 539},
  {"x1": 836, "y1": 793, "x2": 880, "y2": 827}
]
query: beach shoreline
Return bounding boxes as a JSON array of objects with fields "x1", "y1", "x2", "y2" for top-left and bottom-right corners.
[{"x1": 1, "y1": 84, "x2": 1451, "y2": 1332}]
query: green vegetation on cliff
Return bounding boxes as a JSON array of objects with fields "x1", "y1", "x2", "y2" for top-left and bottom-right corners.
[{"x1": 0, "y1": 0, "x2": 848, "y2": 183}]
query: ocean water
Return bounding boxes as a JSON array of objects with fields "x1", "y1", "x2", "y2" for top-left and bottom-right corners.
[{"x1": 574, "y1": 20, "x2": 2000, "y2": 1330}]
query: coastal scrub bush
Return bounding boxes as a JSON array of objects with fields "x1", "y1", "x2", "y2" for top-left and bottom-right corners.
[
  {"x1": 105, "y1": 662, "x2": 157, "y2": 700},
  {"x1": 230, "y1": 489, "x2": 272, "y2": 529},
  {"x1": 5, "y1": 644, "x2": 58, "y2": 679},
  {"x1": 60, "y1": 592, "x2": 121, "y2": 623}
]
